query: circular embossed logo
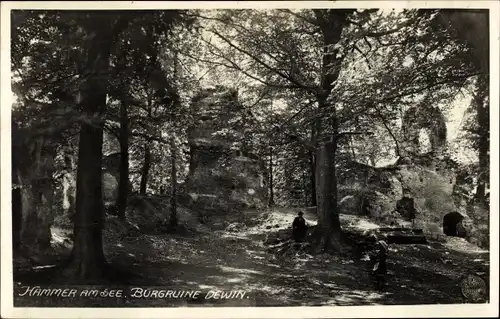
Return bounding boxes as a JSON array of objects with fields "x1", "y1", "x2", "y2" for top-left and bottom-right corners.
[{"x1": 460, "y1": 274, "x2": 487, "y2": 302}]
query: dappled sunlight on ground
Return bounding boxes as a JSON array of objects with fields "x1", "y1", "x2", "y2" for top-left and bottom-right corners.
[
  {"x1": 241, "y1": 208, "x2": 318, "y2": 236},
  {"x1": 340, "y1": 215, "x2": 381, "y2": 232},
  {"x1": 444, "y1": 237, "x2": 489, "y2": 254},
  {"x1": 15, "y1": 207, "x2": 489, "y2": 307},
  {"x1": 219, "y1": 265, "x2": 264, "y2": 275}
]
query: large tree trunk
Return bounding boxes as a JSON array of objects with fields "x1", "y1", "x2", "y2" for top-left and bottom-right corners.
[
  {"x1": 169, "y1": 136, "x2": 178, "y2": 229},
  {"x1": 65, "y1": 19, "x2": 114, "y2": 281},
  {"x1": 139, "y1": 142, "x2": 151, "y2": 195},
  {"x1": 70, "y1": 121, "x2": 107, "y2": 280},
  {"x1": 313, "y1": 9, "x2": 351, "y2": 252},
  {"x1": 117, "y1": 99, "x2": 129, "y2": 220},
  {"x1": 315, "y1": 140, "x2": 342, "y2": 250}
]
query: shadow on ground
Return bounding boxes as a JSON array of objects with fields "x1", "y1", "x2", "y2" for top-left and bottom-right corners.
[{"x1": 13, "y1": 209, "x2": 489, "y2": 307}]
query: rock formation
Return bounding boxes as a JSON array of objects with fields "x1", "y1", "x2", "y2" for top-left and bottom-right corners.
[
  {"x1": 338, "y1": 156, "x2": 486, "y2": 246},
  {"x1": 184, "y1": 86, "x2": 267, "y2": 214},
  {"x1": 12, "y1": 124, "x2": 56, "y2": 253},
  {"x1": 59, "y1": 135, "x2": 127, "y2": 221},
  {"x1": 101, "y1": 151, "x2": 122, "y2": 206}
]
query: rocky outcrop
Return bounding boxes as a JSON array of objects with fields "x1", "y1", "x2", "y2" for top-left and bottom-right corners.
[
  {"x1": 184, "y1": 86, "x2": 267, "y2": 214},
  {"x1": 58, "y1": 149, "x2": 128, "y2": 223},
  {"x1": 11, "y1": 127, "x2": 56, "y2": 253},
  {"x1": 101, "y1": 151, "x2": 125, "y2": 206},
  {"x1": 338, "y1": 156, "x2": 480, "y2": 243}
]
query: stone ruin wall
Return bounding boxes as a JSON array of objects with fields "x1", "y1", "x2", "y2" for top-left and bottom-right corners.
[
  {"x1": 401, "y1": 105, "x2": 448, "y2": 158},
  {"x1": 184, "y1": 86, "x2": 267, "y2": 214},
  {"x1": 339, "y1": 104, "x2": 486, "y2": 246}
]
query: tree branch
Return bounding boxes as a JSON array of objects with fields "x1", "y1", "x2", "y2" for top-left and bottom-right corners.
[
  {"x1": 361, "y1": 18, "x2": 417, "y2": 38},
  {"x1": 209, "y1": 28, "x2": 318, "y2": 94},
  {"x1": 281, "y1": 131, "x2": 316, "y2": 152},
  {"x1": 200, "y1": 35, "x2": 305, "y2": 91},
  {"x1": 372, "y1": 103, "x2": 401, "y2": 156},
  {"x1": 353, "y1": 44, "x2": 372, "y2": 69},
  {"x1": 278, "y1": 9, "x2": 319, "y2": 26}
]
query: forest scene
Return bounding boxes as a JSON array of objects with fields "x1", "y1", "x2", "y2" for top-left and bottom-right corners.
[{"x1": 9, "y1": 7, "x2": 491, "y2": 307}]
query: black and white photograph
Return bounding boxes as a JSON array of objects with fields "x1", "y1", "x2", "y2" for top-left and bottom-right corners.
[{"x1": 1, "y1": 1, "x2": 498, "y2": 318}]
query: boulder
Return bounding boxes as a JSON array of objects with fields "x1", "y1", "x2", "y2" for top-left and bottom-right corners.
[
  {"x1": 361, "y1": 190, "x2": 395, "y2": 220},
  {"x1": 102, "y1": 171, "x2": 119, "y2": 205},
  {"x1": 338, "y1": 195, "x2": 360, "y2": 215}
]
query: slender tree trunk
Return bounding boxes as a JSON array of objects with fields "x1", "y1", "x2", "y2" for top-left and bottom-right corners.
[
  {"x1": 474, "y1": 75, "x2": 489, "y2": 203},
  {"x1": 302, "y1": 170, "x2": 308, "y2": 207},
  {"x1": 476, "y1": 143, "x2": 488, "y2": 203},
  {"x1": 309, "y1": 127, "x2": 317, "y2": 207},
  {"x1": 268, "y1": 146, "x2": 275, "y2": 207},
  {"x1": 66, "y1": 20, "x2": 114, "y2": 281},
  {"x1": 169, "y1": 136, "x2": 178, "y2": 229},
  {"x1": 11, "y1": 146, "x2": 22, "y2": 253},
  {"x1": 139, "y1": 142, "x2": 151, "y2": 195},
  {"x1": 12, "y1": 187, "x2": 22, "y2": 252},
  {"x1": 117, "y1": 99, "x2": 129, "y2": 220},
  {"x1": 139, "y1": 90, "x2": 154, "y2": 196}
]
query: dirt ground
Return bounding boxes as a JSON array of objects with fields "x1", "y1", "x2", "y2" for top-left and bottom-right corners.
[{"x1": 13, "y1": 208, "x2": 489, "y2": 307}]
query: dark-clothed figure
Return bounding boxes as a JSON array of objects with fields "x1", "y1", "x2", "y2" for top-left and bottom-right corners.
[
  {"x1": 368, "y1": 236, "x2": 389, "y2": 291},
  {"x1": 292, "y1": 211, "x2": 307, "y2": 242}
]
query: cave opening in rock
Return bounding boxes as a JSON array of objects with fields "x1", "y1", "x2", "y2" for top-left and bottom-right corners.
[
  {"x1": 396, "y1": 193, "x2": 417, "y2": 221},
  {"x1": 443, "y1": 212, "x2": 466, "y2": 237}
]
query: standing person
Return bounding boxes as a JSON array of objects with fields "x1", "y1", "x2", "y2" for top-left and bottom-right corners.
[
  {"x1": 368, "y1": 235, "x2": 389, "y2": 291},
  {"x1": 292, "y1": 211, "x2": 307, "y2": 242}
]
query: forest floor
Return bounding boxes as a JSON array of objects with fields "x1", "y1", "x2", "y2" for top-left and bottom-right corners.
[{"x1": 14, "y1": 207, "x2": 489, "y2": 307}]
